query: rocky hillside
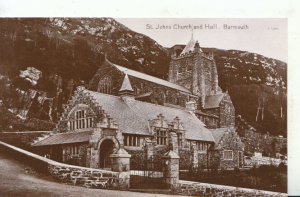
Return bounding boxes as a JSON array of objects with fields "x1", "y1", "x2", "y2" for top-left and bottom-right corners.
[
  {"x1": 211, "y1": 49, "x2": 287, "y2": 136},
  {"x1": 0, "y1": 18, "x2": 286, "y2": 135}
]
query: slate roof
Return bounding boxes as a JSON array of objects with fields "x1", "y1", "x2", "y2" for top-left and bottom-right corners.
[
  {"x1": 109, "y1": 61, "x2": 192, "y2": 94},
  {"x1": 33, "y1": 131, "x2": 92, "y2": 146},
  {"x1": 210, "y1": 128, "x2": 229, "y2": 144},
  {"x1": 86, "y1": 90, "x2": 214, "y2": 142},
  {"x1": 204, "y1": 93, "x2": 224, "y2": 109}
]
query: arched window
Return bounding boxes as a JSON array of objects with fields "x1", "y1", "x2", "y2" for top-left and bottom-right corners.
[{"x1": 97, "y1": 76, "x2": 112, "y2": 94}]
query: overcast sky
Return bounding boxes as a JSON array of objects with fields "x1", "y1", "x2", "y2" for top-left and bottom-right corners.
[{"x1": 116, "y1": 18, "x2": 287, "y2": 62}]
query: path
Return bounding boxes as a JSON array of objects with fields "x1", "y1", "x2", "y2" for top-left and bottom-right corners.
[{"x1": 0, "y1": 151, "x2": 181, "y2": 197}]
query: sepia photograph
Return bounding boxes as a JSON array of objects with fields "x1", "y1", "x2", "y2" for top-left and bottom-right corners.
[{"x1": 0, "y1": 1, "x2": 297, "y2": 196}]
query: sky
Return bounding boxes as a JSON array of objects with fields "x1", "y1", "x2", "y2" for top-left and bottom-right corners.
[{"x1": 116, "y1": 18, "x2": 287, "y2": 62}]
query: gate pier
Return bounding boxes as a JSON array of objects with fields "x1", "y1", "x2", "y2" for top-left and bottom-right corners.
[
  {"x1": 163, "y1": 150, "x2": 180, "y2": 190},
  {"x1": 110, "y1": 148, "x2": 131, "y2": 189}
]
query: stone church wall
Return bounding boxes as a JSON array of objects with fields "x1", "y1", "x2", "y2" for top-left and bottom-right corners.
[
  {"x1": 169, "y1": 52, "x2": 217, "y2": 98},
  {"x1": 62, "y1": 143, "x2": 88, "y2": 167},
  {"x1": 219, "y1": 94, "x2": 235, "y2": 128},
  {"x1": 89, "y1": 60, "x2": 195, "y2": 107},
  {"x1": 169, "y1": 54, "x2": 194, "y2": 90},
  {"x1": 219, "y1": 150, "x2": 240, "y2": 170},
  {"x1": 129, "y1": 76, "x2": 191, "y2": 107}
]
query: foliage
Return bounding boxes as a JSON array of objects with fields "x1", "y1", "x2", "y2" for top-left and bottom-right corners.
[{"x1": 0, "y1": 107, "x2": 55, "y2": 131}]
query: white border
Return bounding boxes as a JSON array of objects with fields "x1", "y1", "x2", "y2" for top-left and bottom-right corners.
[{"x1": 0, "y1": 0, "x2": 299, "y2": 195}]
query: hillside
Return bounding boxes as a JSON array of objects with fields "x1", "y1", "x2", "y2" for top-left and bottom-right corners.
[
  {"x1": 0, "y1": 18, "x2": 286, "y2": 136},
  {"x1": 211, "y1": 48, "x2": 287, "y2": 136}
]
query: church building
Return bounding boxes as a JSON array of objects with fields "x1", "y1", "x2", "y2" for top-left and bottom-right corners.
[
  {"x1": 89, "y1": 35, "x2": 235, "y2": 129},
  {"x1": 33, "y1": 36, "x2": 243, "y2": 171}
]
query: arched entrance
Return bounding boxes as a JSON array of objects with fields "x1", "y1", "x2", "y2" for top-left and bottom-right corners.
[{"x1": 99, "y1": 139, "x2": 115, "y2": 169}]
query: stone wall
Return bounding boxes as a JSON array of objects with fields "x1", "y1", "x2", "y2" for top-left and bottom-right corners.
[
  {"x1": 48, "y1": 163, "x2": 130, "y2": 190},
  {"x1": 219, "y1": 150, "x2": 240, "y2": 170},
  {"x1": 219, "y1": 93, "x2": 235, "y2": 128},
  {"x1": 198, "y1": 151, "x2": 209, "y2": 169},
  {"x1": 169, "y1": 51, "x2": 218, "y2": 98},
  {"x1": 178, "y1": 180, "x2": 287, "y2": 196},
  {"x1": 213, "y1": 129, "x2": 244, "y2": 169},
  {"x1": 130, "y1": 76, "x2": 194, "y2": 107},
  {"x1": 0, "y1": 141, "x2": 130, "y2": 190},
  {"x1": 197, "y1": 114, "x2": 219, "y2": 129},
  {"x1": 62, "y1": 143, "x2": 88, "y2": 167}
]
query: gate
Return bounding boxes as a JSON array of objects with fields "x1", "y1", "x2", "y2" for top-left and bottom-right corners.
[{"x1": 130, "y1": 157, "x2": 167, "y2": 189}]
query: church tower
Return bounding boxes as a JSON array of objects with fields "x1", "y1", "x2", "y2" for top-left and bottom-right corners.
[{"x1": 169, "y1": 35, "x2": 220, "y2": 107}]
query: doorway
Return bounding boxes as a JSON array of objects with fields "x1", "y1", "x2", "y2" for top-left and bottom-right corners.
[{"x1": 99, "y1": 139, "x2": 115, "y2": 169}]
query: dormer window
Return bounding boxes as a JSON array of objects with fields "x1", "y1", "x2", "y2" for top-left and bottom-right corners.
[{"x1": 156, "y1": 129, "x2": 168, "y2": 145}]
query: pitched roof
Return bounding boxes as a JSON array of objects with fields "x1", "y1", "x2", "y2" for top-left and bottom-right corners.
[
  {"x1": 210, "y1": 128, "x2": 229, "y2": 144},
  {"x1": 119, "y1": 73, "x2": 134, "y2": 92},
  {"x1": 108, "y1": 60, "x2": 192, "y2": 94},
  {"x1": 86, "y1": 90, "x2": 214, "y2": 142},
  {"x1": 204, "y1": 93, "x2": 224, "y2": 109},
  {"x1": 32, "y1": 131, "x2": 92, "y2": 146}
]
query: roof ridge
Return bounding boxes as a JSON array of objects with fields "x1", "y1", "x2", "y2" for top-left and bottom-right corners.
[
  {"x1": 114, "y1": 64, "x2": 172, "y2": 82},
  {"x1": 86, "y1": 89, "x2": 195, "y2": 118},
  {"x1": 108, "y1": 61, "x2": 193, "y2": 94},
  {"x1": 85, "y1": 89, "x2": 121, "y2": 99},
  {"x1": 206, "y1": 93, "x2": 224, "y2": 97}
]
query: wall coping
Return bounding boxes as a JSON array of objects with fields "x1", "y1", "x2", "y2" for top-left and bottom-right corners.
[{"x1": 0, "y1": 140, "x2": 118, "y2": 174}]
